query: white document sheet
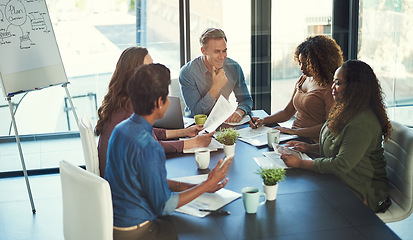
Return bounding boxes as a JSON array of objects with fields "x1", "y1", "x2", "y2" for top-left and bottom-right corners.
[
  {"x1": 184, "y1": 117, "x2": 195, "y2": 128},
  {"x1": 255, "y1": 152, "x2": 288, "y2": 169},
  {"x1": 254, "y1": 149, "x2": 312, "y2": 170},
  {"x1": 238, "y1": 125, "x2": 272, "y2": 138},
  {"x1": 237, "y1": 126, "x2": 298, "y2": 147},
  {"x1": 254, "y1": 156, "x2": 287, "y2": 169},
  {"x1": 203, "y1": 95, "x2": 236, "y2": 133},
  {"x1": 173, "y1": 174, "x2": 241, "y2": 217}
]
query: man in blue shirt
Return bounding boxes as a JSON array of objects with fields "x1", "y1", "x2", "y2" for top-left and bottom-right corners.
[
  {"x1": 179, "y1": 28, "x2": 253, "y2": 122},
  {"x1": 105, "y1": 63, "x2": 232, "y2": 240}
]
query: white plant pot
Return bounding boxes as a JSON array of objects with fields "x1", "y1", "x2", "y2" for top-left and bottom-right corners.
[
  {"x1": 262, "y1": 182, "x2": 279, "y2": 201},
  {"x1": 223, "y1": 143, "x2": 236, "y2": 157}
]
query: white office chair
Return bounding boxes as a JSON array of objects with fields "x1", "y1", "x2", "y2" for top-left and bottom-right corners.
[
  {"x1": 169, "y1": 78, "x2": 186, "y2": 116},
  {"x1": 78, "y1": 115, "x2": 100, "y2": 175},
  {"x1": 377, "y1": 121, "x2": 413, "y2": 223},
  {"x1": 60, "y1": 160, "x2": 113, "y2": 240}
]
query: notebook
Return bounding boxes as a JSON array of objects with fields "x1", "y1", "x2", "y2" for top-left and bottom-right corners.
[
  {"x1": 173, "y1": 174, "x2": 241, "y2": 217},
  {"x1": 154, "y1": 96, "x2": 184, "y2": 129}
]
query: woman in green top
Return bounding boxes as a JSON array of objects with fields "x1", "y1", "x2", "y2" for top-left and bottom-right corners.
[{"x1": 281, "y1": 59, "x2": 392, "y2": 213}]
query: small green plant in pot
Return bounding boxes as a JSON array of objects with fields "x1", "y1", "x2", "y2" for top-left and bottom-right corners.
[
  {"x1": 216, "y1": 127, "x2": 239, "y2": 145},
  {"x1": 255, "y1": 168, "x2": 286, "y2": 186},
  {"x1": 216, "y1": 128, "x2": 239, "y2": 157},
  {"x1": 255, "y1": 167, "x2": 286, "y2": 201}
]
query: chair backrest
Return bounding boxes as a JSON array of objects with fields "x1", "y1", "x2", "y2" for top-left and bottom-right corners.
[
  {"x1": 377, "y1": 121, "x2": 413, "y2": 222},
  {"x1": 169, "y1": 78, "x2": 186, "y2": 116},
  {"x1": 60, "y1": 160, "x2": 113, "y2": 240},
  {"x1": 78, "y1": 116, "x2": 100, "y2": 175}
]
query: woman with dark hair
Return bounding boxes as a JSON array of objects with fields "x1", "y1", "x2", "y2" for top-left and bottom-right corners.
[
  {"x1": 281, "y1": 60, "x2": 392, "y2": 213},
  {"x1": 95, "y1": 46, "x2": 214, "y2": 177},
  {"x1": 105, "y1": 63, "x2": 232, "y2": 240},
  {"x1": 250, "y1": 35, "x2": 344, "y2": 143}
]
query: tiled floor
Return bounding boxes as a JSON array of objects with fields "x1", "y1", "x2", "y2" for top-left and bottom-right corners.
[
  {"x1": 0, "y1": 137, "x2": 413, "y2": 239},
  {"x1": 0, "y1": 174, "x2": 64, "y2": 240},
  {"x1": 0, "y1": 136, "x2": 81, "y2": 240}
]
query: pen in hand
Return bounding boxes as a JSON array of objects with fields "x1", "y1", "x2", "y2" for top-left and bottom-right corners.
[
  {"x1": 248, "y1": 113, "x2": 257, "y2": 128},
  {"x1": 204, "y1": 130, "x2": 217, "y2": 140}
]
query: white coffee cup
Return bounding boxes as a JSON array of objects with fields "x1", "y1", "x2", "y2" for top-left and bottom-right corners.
[
  {"x1": 267, "y1": 128, "x2": 280, "y2": 148},
  {"x1": 195, "y1": 148, "x2": 210, "y2": 169}
]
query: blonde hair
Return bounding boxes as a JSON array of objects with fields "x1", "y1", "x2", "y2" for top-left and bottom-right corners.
[{"x1": 199, "y1": 28, "x2": 227, "y2": 47}]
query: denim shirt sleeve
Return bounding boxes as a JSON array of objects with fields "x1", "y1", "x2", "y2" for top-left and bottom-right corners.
[
  {"x1": 106, "y1": 114, "x2": 176, "y2": 227},
  {"x1": 179, "y1": 57, "x2": 252, "y2": 117},
  {"x1": 162, "y1": 192, "x2": 179, "y2": 215},
  {"x1": 179, "y1": 63, "x2": 216, "y2": 117},
  {"x1": 313, "y1": 111, "x2": 378, "y2": 175}
]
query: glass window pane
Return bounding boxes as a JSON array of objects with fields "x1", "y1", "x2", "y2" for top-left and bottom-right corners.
[
  {"x1": 271, "y1": 0, "x2": 332, "y2": 114},
  {"x1": 0, "y1": 0, "x2": 184, "y2": 173},
  {"x1": 0, "y1": 1, "x2": 137, "y2": 137},
  {"x1": 188, "y1": 0, "x2": 251, "y2": 98},
  {"x1": 0, "y1": 1, "x2": 140, "y2": 172},
  {"x1": 358, "y1": 0, "x2": 413, "y2": 127},
  {"x1": 145, "y1": 0, "x2": 180, "y2": 78}
]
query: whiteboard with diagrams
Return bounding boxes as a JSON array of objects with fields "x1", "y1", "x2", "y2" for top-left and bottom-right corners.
[{"x1": 0, "y1": 0, "x2": 67, "y2": 97}]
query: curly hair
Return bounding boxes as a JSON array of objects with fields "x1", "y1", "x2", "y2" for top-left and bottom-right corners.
[
  {"x1": 294, "y1": 35, "x2": 344, "y2": 86},
  {"x1": 328, "y1": 60, "x2": 392, "y2": 140},
  {"x1": 95, "y1": 46, "x2": 148, "y2": 136}
]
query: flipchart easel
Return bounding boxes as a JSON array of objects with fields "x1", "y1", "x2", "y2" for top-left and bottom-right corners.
[
  {"x1": 3, "y1": 84, "x2": 79, "y2": 214},
  {"x1": 0, "y1": 0, "x2": 78, "y2": 213}
]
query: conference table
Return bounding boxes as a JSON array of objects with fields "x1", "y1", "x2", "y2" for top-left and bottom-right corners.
[{"x1": 165, "y1": 112, "x2": 400, "y2": 240}]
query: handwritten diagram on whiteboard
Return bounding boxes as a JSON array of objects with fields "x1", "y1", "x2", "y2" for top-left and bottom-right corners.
[
  {"x1": 0, "y1": 0, "x2": 67, "y2": 97},
  {"x1": 0, "y1": 0, "x2": 62, "y2": 75}
]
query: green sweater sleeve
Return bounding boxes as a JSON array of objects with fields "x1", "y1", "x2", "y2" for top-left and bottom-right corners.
[
  {"x1": 312, "y1": 109, "x2": 388, "y2": 211},
  {"x1": 313, "y1": 110, "x2": 380, "y2": 175}
]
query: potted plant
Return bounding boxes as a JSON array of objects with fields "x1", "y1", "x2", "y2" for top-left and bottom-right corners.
[
  {"x1": 215, "y1": 127, "x2": 239, "y2": 157},
  {"x1": 255, "y1": 167, "x2": 286, "y2": 201}
]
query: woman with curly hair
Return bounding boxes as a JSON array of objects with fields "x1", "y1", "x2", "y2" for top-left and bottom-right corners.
[
  {"x1": 281, "y1": 60, "x2": 392, "y2": 213},
  {"x1": 95, "y1": 47, "x2": 213, "y2": 177},
  {"x1": 250, "y1": 35, "x2": 344, "y2": 143}
]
